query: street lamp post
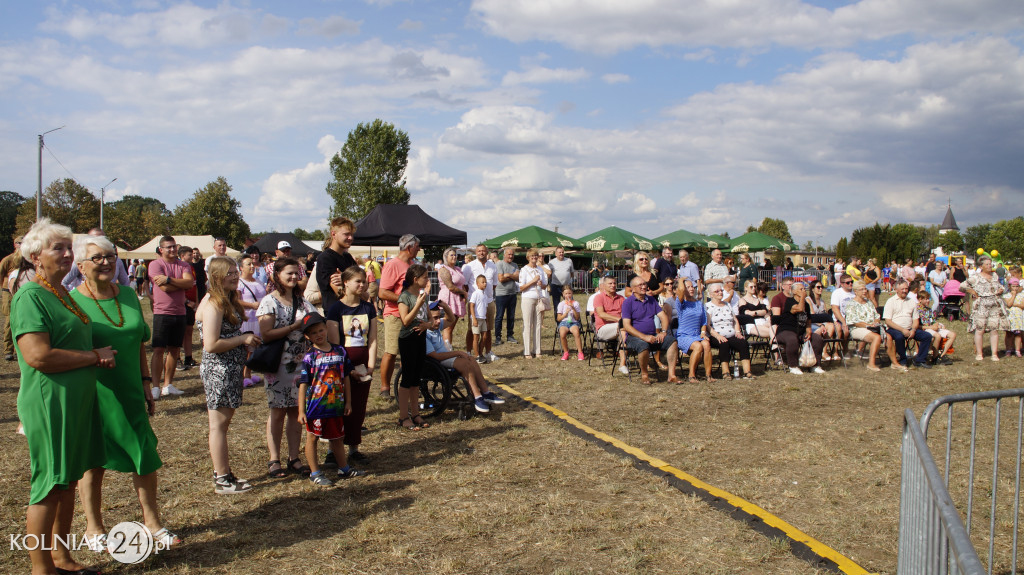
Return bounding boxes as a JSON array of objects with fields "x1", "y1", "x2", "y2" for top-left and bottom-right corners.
[
  {"x1": 99, "y1": 178, "x2": 117, "y2": 230},
  {"x1": 37, "y1": 126, "x2": 65, "y2": 221}
]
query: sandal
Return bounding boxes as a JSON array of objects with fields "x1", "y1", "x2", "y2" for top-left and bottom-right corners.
[
  {"x1": 267, "y1": 460, "x2": 287, "y2": 478},
  {"x1": 721, "y1": 372, "x2": 733, "y2": 381},
  {"x1": 743, "y1": 372, "x2": 757, "y2": 380},
  {"x1": 706, "y1": 376, "x2": 717, "y2": 383},
  {"x1": 688, "y1": 376, "x2": 700, "y2": 384},
  {"x1": 641, "y1": 377, "x2": 652, "y2": 385},
  {"x1": 398, "y1": 417, "x2": 421, "y2": 431},
  {"x1": 287, "y1": 458, "x2": 311, "y2": 476},
  {"x1": 84, "y1": 532, "x2": 107, "y2": 553},
  {"x1": 411, "y1": 415, "x2": 431, "y2": 429},
  {"x1": 152, "y1": 527, "x2": 182, "y2": 548},
  {"x1": 666, "y1": 377, "x2": 682, "y2": 384}
]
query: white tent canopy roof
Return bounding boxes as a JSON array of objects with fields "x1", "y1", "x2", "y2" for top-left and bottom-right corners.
[{"x1": 122, "y1": 235, "x2": 241, "y2": 261}]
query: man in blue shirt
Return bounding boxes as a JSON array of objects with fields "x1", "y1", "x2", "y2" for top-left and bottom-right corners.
[
  {"x1": 425, "y1": 301, "x2": 506, "y2": 413},
  {"x1": 652, "y1": 247, "x2": 677, "y2": 283},
  {"x1": 621, "y1": 276, "x2": 679, "y2": 384}
]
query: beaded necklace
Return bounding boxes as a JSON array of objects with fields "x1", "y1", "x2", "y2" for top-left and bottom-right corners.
[
  {"x1": 37, "y1": 275, "x2": 90, "y2": 325},
  {"x1": 83, "y1": 281, "x2": 125, "y2": 327}
]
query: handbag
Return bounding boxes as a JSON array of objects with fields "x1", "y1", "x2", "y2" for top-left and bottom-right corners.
[
  {"x1": 246, "y1": 294, "x2": 299, "y2": 373},
  {"x1": 798, "y1": 340, "x2": 816, "y2": 367},
  {"x1": 537, "y1": 294, "x2": 553, "y2": 312}
]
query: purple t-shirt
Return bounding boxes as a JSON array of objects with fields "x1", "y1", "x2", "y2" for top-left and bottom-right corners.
[
  {"x1": 148, "y1": 258, "x2": 192, "y2": 315},
  {"x1": 298, "y1": 344, "x2": 352, "y2": 420},
  {"x1": 621, "y1": 295, "x2": 662, "y2": 336}
]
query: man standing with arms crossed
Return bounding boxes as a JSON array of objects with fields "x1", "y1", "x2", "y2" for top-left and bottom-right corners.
[
  {"x1": 377, "y1": 234, "x2": 420, "y2": 398},
  {"x1": 547, "y1": 247, "x2": 574, "y2": 324},
  {"x1": 703, "y1": 249, "x2": 729, "y2": 299},
  {"x1": 494, "y1": 247, "x2": 520, "y2": 346},
  {"x1": 463, "y1": 244, "x2": 499, "y2": 362},
  {"x1": 149, "y1": 236, "x2": 195, "y2": 399}
]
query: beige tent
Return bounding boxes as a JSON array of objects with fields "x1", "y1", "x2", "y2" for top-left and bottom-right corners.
[{"x1": 122, "y1": 235, "x2": 241, "y2": 261}]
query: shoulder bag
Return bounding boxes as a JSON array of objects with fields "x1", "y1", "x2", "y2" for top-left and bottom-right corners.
[{"x1": 246, "y1": 293, "x2": 299, "y2": 373}]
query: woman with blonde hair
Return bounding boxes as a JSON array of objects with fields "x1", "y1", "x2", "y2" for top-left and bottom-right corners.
[
  {"x1": 198, "y1": 256, "x2": 261, "y2": 493},
  {"x1": 436, "y1": 247, "x2": 467, "y2": 349},
  {"x1": 518, "y1": 247, "x2": 548, "y2": 358},
  {"x1": 626, "y1": 251, "x2": 662, "y2": 298}
]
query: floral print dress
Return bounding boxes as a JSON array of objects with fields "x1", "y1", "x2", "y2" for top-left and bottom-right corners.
[
  {"x1": 962, "y1": 274, "x2": 1009, "y2": 333},
  {"x1": 255, "y1": 293, "x2": 316, "y2": 409}
]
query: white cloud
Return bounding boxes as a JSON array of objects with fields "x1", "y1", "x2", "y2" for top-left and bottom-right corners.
[
  {"x1": 405, "y1": 147, "x2": 455, "y2": 190},
  {"x1": 501, "y1": 66, "x2": 589, "y2": 86},
  {"x1": 250, "y1": 135, "x2": 341, "y2": 231},
  {"x1": 471, "y1": 0, "x2": 1024, "y2": 53},
  {"x1": 601, "y1": 73, "x2": 630, "y2": 84},
  {"x1": 398, "y1": 19, "x2": 423, "y2": 31}
]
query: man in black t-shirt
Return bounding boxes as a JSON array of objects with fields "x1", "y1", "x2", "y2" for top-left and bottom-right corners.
[{"x1": 316, "y1": 217, "x2": 358, "y2": 312}]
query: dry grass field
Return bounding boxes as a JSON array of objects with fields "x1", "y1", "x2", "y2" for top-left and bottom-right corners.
[{"x1": 1, "y1": 288, "x2": 1020, "y2": 574}]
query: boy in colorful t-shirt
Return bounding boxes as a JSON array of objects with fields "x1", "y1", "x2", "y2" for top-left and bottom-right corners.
[{"x1": 297, "y1": 312, "x2": 363, "y2": 486}]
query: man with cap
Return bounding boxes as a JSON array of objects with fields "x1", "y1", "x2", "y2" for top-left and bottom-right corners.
[
  {"x1": 0, "y1": 236, "x2": 23, "y2": 360},
  {"x1": 266, "y1": 240, "x2": 308, "y2": 293}
]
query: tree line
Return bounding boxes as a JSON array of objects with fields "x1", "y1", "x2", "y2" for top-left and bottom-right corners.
[{"x1": 834, "y1": 218, "x2": 1024, "y2": 264}]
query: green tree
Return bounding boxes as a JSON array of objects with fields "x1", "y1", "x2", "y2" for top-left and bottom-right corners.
[
  {"x1": 172, "y1": 177, "x2": 251, "y2": 248},
  {"x1": 936, "y1": 230, "x2": 965, "y2": 254},
  {"x1": 326, "y1": 119, "x2": 411, "y2": 221},
  {"x1": 105, "y1": 195, "x2": 173, "y2": 249},
  {"x1": 756, "y1": 217, "x2": 794, "y2": 243},
  {"x1": 292, "y1": 227, "x2": 327, "y2": 242},
  {"x1": 835, "y1": 237, "x2": 849, "y2": 260},
  {"x1": 984, "y1": 217, "x2": 1024, "y2": 263},
  {"x1": 15, "y1": 179, "x2": 99, "y2": 236},
  {"x1": 963, "y1": 223, "x2": 993, "y2": 255},
  {"x1": 0, "y1": 191, "x2": 25, "y2": 254}
]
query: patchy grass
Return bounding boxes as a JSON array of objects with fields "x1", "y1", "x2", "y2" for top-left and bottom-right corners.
[{"x1": 0, "y1": 289, "x2": 1016, "y2": 574}]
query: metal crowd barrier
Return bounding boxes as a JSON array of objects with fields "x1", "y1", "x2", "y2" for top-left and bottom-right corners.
[
  {"x1": 898, "y1": 389, "x2": 1024, "y2": 574},
  {"x1": 757, "y1": 268, "x2": 832, "y2": 289}
]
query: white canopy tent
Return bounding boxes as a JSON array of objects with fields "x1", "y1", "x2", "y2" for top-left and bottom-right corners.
[{"x1": 122, "y1": 235, "x2": 241, "y2": 261}]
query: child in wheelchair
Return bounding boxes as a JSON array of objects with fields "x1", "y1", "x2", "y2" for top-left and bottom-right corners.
[{"x1": 426, "y1": 300, "x2": 506, "y2": 413}]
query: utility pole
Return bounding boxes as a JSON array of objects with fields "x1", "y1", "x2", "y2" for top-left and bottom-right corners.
[
  {"x1": 99, "y1": 178, "x2": 117, "y2": 230},
  {"x1": 37, "y1": 126, "x2": 65, "y2": 221}
]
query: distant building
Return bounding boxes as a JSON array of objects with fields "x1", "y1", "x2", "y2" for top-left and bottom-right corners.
[
  {"x1": 939, "y1": 202, "x2": 959, "y2": 235},
  {"x1": 786, "y1": 250, "x2": 837, "y2": 268}
]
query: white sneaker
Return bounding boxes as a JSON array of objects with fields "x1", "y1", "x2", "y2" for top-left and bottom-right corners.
[
  {"x1": 162, "y1": 384, "x2": 185, "y2": 396},
  {"x1": 487, "y1": 352, "x2": 499, "y2": 362},
  {"x1": 812, "y1": 367, "x2": 826, "y2": 374},
  {"x1": 789, "y1": 367, "x2": 803, "y2": 375},
  {"x1": 151, "y1": 387, "x2": 161, "y2": 400},
  {"x1": 618, "y1": 365, "x2": 629, "y2": 375}
]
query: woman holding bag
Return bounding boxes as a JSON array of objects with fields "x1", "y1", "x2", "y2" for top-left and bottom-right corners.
[
  {"x1": 256, "y1": 257, "x2": 316, "y2": 478},
  {"x1": 776, "y1": 282, "x2": 826, "y2": 375},
  {"x1": 518, "y1": 248, "x2": 548, "y2": 358}
]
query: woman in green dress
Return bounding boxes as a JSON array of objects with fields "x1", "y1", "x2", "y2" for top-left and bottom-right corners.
[
  {"x1": 14, "y1": 218, "x2": 116, "y2": 575},
  {"x1": 70, "y1": 234, "x2": 180, "y2": 552}
]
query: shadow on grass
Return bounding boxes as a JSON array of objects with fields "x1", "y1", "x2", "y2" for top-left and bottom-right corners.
[
  {"x1": 146, "y1": 481, "x2": 416, "y2": 571},
  {"x1": 371, "y1": 422, "x2": 526, "y2": 476}
]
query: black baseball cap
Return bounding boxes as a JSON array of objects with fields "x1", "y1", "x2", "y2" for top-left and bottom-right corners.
[{"x1": 301, "y1": 312, "x2": 326, "y2": 332}]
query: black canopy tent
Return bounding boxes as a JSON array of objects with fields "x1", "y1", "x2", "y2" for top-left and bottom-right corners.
[
  {"x1": 353, "y1": 204, "x2": 467, "y2": 246},
  {"x1": 251, "y1": 232, "x2": 317, "y2": 258}
]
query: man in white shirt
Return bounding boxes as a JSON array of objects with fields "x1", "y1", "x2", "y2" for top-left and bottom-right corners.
[
  {"x1": 677, "y1": 249, "x2": 700, "y2": 292},
  {"x1": 883, "y1": 280, "x2": 933, "y2": 368},
  {"x1": 703, "y1": 249, "x2": 729, "y2": 299},
  {"x1": 830, "y1": 273, "x2": 856, "y2": 355},
  {"x1": 462, "y1": 244, "x2": 499, "y2": 362},
  {"x1": 546, "y1": 247, "x2": 575, "y2": 321}
]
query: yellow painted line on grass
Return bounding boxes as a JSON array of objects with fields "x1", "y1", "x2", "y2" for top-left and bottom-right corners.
[{"x1": 492, "y1": 379, "x2": 870, "y2": 575}]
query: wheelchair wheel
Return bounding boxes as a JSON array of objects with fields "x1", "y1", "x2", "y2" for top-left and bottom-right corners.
[{"x1": 391, "y1": 358, "x2": 453, "y2": 418}]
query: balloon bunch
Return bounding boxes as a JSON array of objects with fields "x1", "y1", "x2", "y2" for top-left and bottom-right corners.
[{"x1": 976, "y1": 248, "x2": 1004, "y2": 266}]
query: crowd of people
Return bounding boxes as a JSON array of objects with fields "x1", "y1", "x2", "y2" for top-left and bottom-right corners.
[{"x1": 5, "y1": 216, "x2": 1023, "y2": 574}]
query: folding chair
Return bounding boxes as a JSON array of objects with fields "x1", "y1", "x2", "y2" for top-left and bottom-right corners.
[
  {"x1": 614, "y1": 333, "x2": 661, "y2": 382},
  {"x1": 587, "y1": 314, "x2": 618, "y2": 367}
]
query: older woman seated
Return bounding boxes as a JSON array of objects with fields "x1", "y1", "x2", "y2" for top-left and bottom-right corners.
[
  {"x1": 844, "y1": 280, "x2": 900, "y2": 372},
  {"x1": 706, "y1": 284, "x2": 755, "y2": 379}
]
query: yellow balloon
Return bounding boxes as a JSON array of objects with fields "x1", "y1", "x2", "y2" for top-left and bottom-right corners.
[
  {"x1": 977, "y1": 248, "x2": 985, "y2": 255},
  {"x1": 992, "y1": 250, "x2": 999, "y2": 257}
]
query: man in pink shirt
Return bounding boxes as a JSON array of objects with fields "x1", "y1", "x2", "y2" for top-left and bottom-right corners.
[
  {"x1": 149, "y1": 236, "x2": 195, "y2": 400},
  {"x1": 377, "y1": 234, "x2": 420, "y2": 398},
  {"x1": 593, "y1": 275, "x2": 627, "y2": 372}
]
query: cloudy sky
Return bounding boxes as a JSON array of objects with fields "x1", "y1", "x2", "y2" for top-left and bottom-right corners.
[{"x1": 2, "y1": 0, "x2": 1022, "y2": 246}]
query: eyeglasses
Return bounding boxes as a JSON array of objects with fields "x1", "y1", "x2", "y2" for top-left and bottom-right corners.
[
  {"x1": 89, "y1": 254, "x2": 118, "y2": 264},
  {"x1": 634, "y1": 284, "x2": 648, "y2": 289},
  {"x1": 813, "y1": 286, "x2": 823, "y2": 289},
  {"x1": 637, "y1": 258, "x2": 648, "y2": 262},
  {"x1": 842, "y1": 281, "x2": 853, "y2": 285}
]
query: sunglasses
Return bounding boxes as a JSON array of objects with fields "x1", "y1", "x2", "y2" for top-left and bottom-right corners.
[{"x1": 842, "y1": 281, "x2": 853, "y2": 285}]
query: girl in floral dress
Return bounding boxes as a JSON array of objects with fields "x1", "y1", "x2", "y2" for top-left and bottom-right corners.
[{"x1": 1003, "y1": 278, "x2": 1024, "y2": 357}]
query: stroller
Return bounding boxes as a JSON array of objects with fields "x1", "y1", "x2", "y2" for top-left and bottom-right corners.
[{"x1": 937, "y1": 279, "x2": 968, "y2": 322}]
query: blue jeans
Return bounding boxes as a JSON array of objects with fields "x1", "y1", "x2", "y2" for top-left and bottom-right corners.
[
  {"x1": 494, "y1": 294, "x2": 517, "y2": 340},
  {"x1": 885, "y1": 327, "x2": 932, "y2": 364}
]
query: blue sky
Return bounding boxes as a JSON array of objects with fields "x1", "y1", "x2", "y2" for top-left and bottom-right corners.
[{"x1": 1, "y1": 0, "x2": 1022, "y2": 247}]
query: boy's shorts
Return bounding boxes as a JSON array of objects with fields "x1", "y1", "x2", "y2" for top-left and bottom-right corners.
[
  {"x1": 307, "y1": 417, "x2": 344, "y2": 441},
  {"x1": 472, "y1": 321, "x2": 489, "y2": 335}
]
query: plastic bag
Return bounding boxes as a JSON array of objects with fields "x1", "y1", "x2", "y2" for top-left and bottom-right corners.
[{"x1": 798, "y1": 340, "x2": 816, "y2": 367}]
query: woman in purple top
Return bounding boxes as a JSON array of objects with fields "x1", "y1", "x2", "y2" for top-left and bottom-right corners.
[{"x1": 237, "y1": 255, "x2": 266, "y2": 387}]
